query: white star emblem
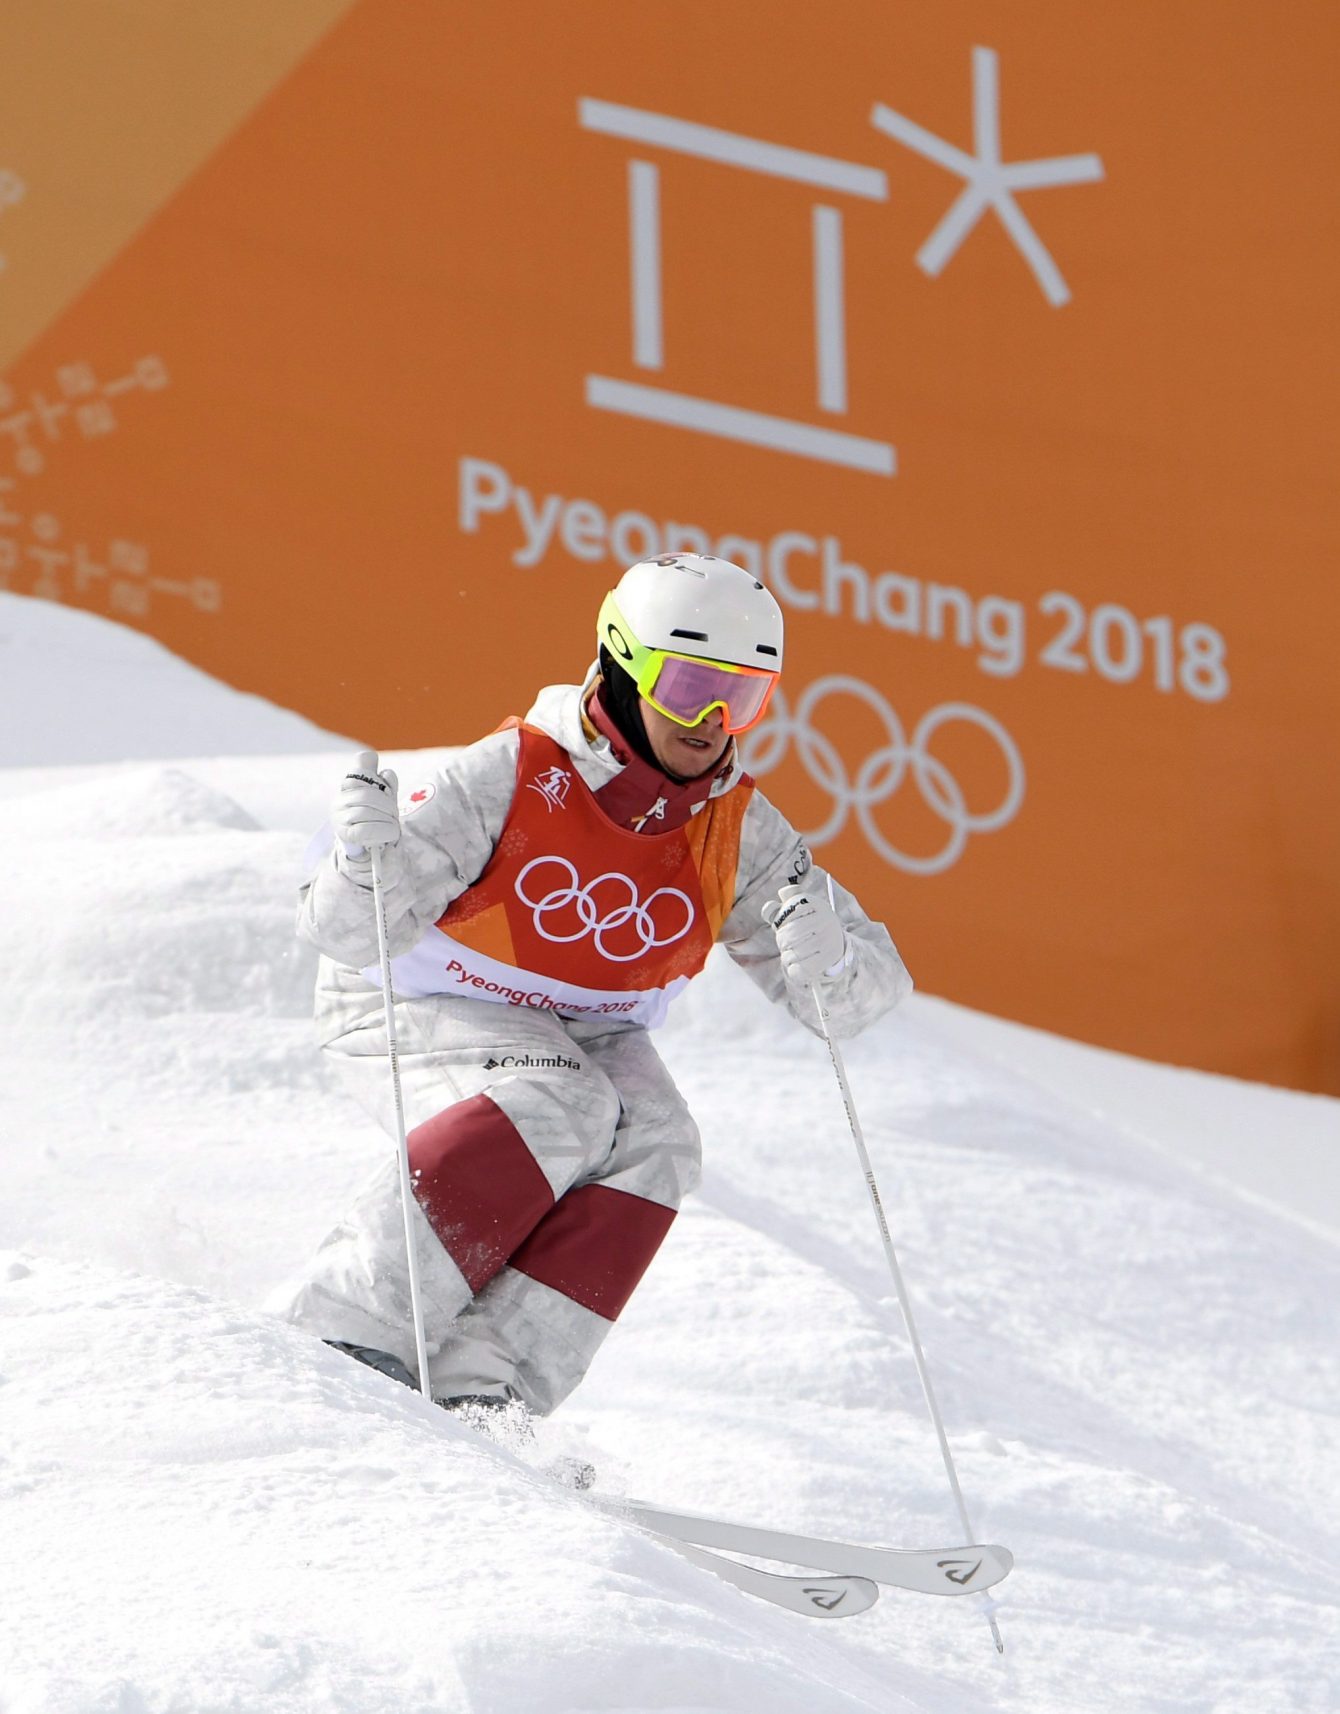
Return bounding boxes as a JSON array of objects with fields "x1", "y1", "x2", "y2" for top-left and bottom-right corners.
[{"x1": 872, "y1": 47, "x2": 1104, "y2": 306}]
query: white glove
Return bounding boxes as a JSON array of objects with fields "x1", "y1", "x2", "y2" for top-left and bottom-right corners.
[
  {"x1": 333, "y1": 749, "x2": 400, "y2": 856},
  {"x1": 764, "y1": 881, "x2": 849, "y2": 987}
]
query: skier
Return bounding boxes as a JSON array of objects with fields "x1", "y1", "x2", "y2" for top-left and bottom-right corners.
[{"x1": 278, "y1": 553, "x2": 912, "y2": 1425}]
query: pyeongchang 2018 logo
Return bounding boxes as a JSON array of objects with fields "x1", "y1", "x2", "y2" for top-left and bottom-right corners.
[
  {"x1": 741, "y1": 677, "x2": 1025, "y2": 876},
  {"x1": 579, "y1": 46, "x2": 1103, "y2": 477}
]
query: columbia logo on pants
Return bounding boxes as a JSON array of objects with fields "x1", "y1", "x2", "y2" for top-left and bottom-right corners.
[{"x1": 483, "y1": 1053, "x2": 581, "y2": 1071}]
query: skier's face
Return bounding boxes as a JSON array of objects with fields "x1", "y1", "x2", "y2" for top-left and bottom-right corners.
[{"x1": 639, "y1": 698, "x2": 731, "y2": 780}]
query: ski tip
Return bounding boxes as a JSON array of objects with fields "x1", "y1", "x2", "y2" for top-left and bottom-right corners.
[{"x1": 988, "y1": 1545, "x2": 1013, "y2": 1584}]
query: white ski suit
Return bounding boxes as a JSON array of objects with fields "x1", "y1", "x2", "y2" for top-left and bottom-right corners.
[{"x1": 279, "y1": 676, "x2": 912, "y2": 1413}]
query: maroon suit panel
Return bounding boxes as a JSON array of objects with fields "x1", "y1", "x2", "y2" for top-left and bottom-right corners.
[
  {"x1": 510, "y1": 1182, "x2": 677, "y2": 1320},
  {"x1": 408, "y1": 1094, "x2": 555, "y2": 1293}
]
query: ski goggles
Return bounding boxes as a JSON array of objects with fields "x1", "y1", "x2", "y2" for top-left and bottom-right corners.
[{"x1": 600, "y1": 600, "x2": 780, "y2": 734}]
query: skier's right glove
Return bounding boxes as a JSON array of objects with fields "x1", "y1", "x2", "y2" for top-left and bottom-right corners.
[{"x1": 333, "y1": 749, "x2": 400, "y2": 857}]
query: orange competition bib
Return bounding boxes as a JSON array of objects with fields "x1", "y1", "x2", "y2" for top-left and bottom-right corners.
[{"x1": 385, "y1": 725, "x2": 754, "y2": 1027}]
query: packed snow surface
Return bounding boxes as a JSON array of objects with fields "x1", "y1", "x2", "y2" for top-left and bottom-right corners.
[{"x1": 1, "y1": 592, "x2": 1337, "y2": 1713}]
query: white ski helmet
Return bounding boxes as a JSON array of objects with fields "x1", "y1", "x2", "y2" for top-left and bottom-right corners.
[{"x1": 597, "y1": 553, "x2": 784, "y2": 672}]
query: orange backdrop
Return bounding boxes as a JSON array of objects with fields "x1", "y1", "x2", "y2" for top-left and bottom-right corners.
[{"x1": 2, "y1": 1, "x2": 1337, "y2": 1092}]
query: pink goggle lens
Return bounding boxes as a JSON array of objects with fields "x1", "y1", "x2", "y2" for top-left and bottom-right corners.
[{"x1": 649, "y1": 656, "x2": 778, "y2": 733}]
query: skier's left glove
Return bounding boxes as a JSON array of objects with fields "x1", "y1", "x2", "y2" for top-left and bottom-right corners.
[{"x1": 764, "y1": 882, "x2": 850, "y2": 987}]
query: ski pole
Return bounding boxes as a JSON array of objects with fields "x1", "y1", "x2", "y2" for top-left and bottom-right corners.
[
  {"x1": 815, "y1": 887, "x2": 1005, "y2": 1654},
  {"x1": 361, "y1": 749, "x2": 433, "y2": 1400}
]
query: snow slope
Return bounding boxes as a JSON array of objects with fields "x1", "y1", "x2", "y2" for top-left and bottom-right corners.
[
  {"x1": 0, "y1": 591, "x2": 350, "y2": 765},
  {"x1": 1, "y1": 593, "x2": 1337, "y2": 1713}
]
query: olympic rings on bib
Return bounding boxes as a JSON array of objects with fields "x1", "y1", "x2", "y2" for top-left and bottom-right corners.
[
  {"x1": 514, "y1": 856, "x2": 696, "y2": 962},
  {"x1": 741, "y1": 676, "x2": 1026, "y2": 876}
]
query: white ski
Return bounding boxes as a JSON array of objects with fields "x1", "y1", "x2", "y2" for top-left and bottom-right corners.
[
  {"x1": 666, "y1": 1539, "x2": 879, "y2": 1618},
  {"x1": 595, "y1": 1497, "x2": 1013, "y2": 1596}
]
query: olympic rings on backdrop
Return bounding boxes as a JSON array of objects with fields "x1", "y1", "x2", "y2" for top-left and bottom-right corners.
[
  {"x1": 514, "y1": 856, "x2": 695, "y2": 962},
  {"x1": 740, "y1": 676, "x2": 1026, "y2": 876}
]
